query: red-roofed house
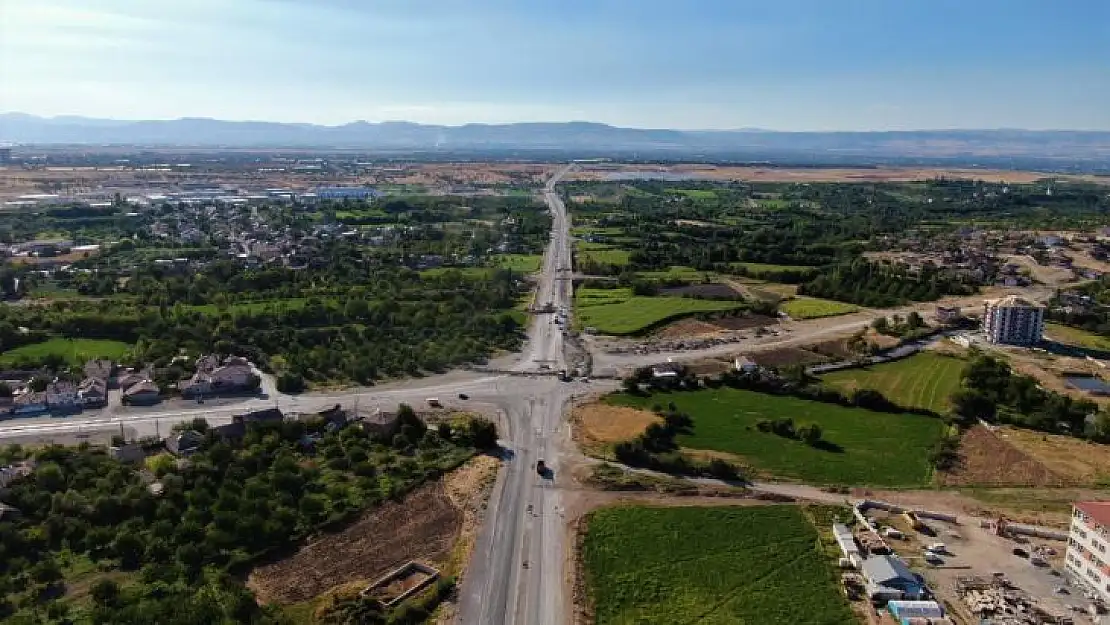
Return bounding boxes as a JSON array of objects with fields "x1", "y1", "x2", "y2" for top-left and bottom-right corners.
[{"x1": 1066, "y1": 501, "x2": 1110, "y2": 600}]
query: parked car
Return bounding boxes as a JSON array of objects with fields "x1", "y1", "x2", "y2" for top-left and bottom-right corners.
[
  {"x1": 1013, "y1": 547, "x2": 1029, "y2": 558},
  {"x1": 458, "y1": 393, "x2": 469, "y2": 400}
]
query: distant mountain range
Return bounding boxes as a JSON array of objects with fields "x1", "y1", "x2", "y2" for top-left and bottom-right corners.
[{"x1": 3, "y1": 113, "x2": 1110, "y2": 168}]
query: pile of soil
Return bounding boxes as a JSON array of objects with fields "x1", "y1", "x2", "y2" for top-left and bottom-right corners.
[
  {"x1": 937, "y1": 425, "x2": 1067, "y2": 487},
  {"x1": 247, "y1": 483, "x2": 462, "y2": 604}
]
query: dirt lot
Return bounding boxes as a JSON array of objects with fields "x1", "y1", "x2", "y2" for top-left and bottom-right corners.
[
  {"x1": 572, "y1": 403, "x2": 660, "y2": 450},
  {"x1": 247, "y1": 482, "x2": 463, "y2": 604},
  {"x1": 863, "y1": 508, "x2": 1074, "y2": 624},
  {"x1": 710, "y1": 313, "x2": 778, "y2": 331},
  {"x1": 653, "y1": 318, "x2": 724, "y2": 339},
  {"x1": 749, "y1": 347, "x2": 830, "y2": 367},
  {"x1": 565, "y1": 164, "x2": 1070, "y2": 184},
  {"x1": 999, "y1": 426, "x2": 1110, "y2": 485},
  {"x1": 937, "y1": 425, "x2": 1068, "y2": 487},
  {"x1": 658, "y1": 283, "x2": 742, "y2": 299}
]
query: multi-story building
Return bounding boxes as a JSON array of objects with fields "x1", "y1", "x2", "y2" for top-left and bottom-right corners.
[
  {"x1": 1066, "y1": 501, "x2": 1110, "y2": 602},
  {"x1": 982, "y1": 295, "x2": 1044, "y2": 345}
]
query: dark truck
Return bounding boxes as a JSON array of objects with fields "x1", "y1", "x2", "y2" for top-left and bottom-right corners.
[{"x1": 536, "y1": 459, "x2": 546, "y2": 476}]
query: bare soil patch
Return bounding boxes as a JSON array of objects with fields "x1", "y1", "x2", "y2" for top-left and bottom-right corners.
[
  {"x1": 999, "y1": 426, "x2": 1110, "y2": 485},
  {"x1": 711, "y1": 313, "x2": 777, "y2": 331},
  {"x1": 574, "y1": 403, "x2": 660, "y2": 447},
  {"x1": 658, "y1": 283, "x2": 742, "y2": 299},
  {"x1": 653, "y1": 318, "x2": 723, "y2": 339},
  {"x1": 749, "y1": 347, "x2": 829, "y2": 368},
  {"x1": 937, "y1": 425, "x2": 1066, "y2": 487},
  {"x1": 247, "y1": 482, "x2": 462, "y2": 605},
  {"x1": 808, "y1": 338, "x2": 856, "y2": 361}
]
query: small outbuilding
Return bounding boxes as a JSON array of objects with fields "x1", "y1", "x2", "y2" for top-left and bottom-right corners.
[
  {"x1": 861, "y1": 555, "x2": 926, "y2": 602},
  {"x1": 887, "y1": 599, "x2": 944, "y2": 621}
]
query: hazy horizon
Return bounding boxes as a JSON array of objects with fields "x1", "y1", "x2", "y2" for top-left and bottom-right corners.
[{"x1": 2, "y1": 0, "x2": 1109, "y2": 131}]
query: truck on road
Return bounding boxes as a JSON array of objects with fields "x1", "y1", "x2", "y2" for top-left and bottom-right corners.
[{"x1": 536, "y1": 459, "x2": 546, "y2": 476}]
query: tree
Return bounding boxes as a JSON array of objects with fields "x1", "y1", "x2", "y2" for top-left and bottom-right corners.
[
  {"x1": 29, "y1": 374, "x2": 50, "y2": 392},
  {"x1": 906, "y1": 311, "x2": 925, "y2": 329},
  {"x1": 798, "y1": 422, "x2": 823, "y2": 446},
  {"x1": 466, "y1": 418, "x2": 498, "y2": 449},
  {"x1": 621, "y1": 377, "x2": 640, "y2": 394},
  {"x1": 871, "y1": 316, "x2": 890, "y2": 334},
  {"x1": 950, "y1": 389, "x2": 996, "y2": 425},
  {"x1": 276, "y1": 371, "x2": 306, "y2": 393},
  {"x1": 90, "y1": 579, "x2": 120, "y2": 608}
]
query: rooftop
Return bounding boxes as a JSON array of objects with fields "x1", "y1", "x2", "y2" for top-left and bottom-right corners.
[
  {"x1": 1075, "y1": 501, "x2": 1110, "y2": 528},
  {"x1": 986, "y1": 295, "x2": 1042, "y2": 309}
]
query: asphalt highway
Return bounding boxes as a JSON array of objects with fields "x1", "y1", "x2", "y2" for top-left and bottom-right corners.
[{"x1": 457, "y1": 164, "x2": 576, "y2": 625}]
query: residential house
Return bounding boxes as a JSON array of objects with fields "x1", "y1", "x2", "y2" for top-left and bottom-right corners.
[
  {"x1": 651, "y1": 361, "x2": 683, "y2": 379},
  {"x1": 178, "y1": 372, "x2": 212, "y2": 398},
  {"x1": 165, "y1": 430, "x2": 205, "y2": 456},
  {"x1": 122, "y1": 380, "x2": 161, "y2": 405},
  {"x1": 935, "y1": 306, "x2": 962, "y2": 324},
  {"x1": 0, "y1": 461, "x2": 34, "y2": 492},
  {"x1": 860, "y1": 555, "x2": 926, "y2": 602},
  {"x1": 12, "y1": 391, "x2": 48, "y2": 415},
  {"x1": 117, "y1": 369, "x2": 153, "y2": 392},
  {"x1": 46, "y1": 381, "x2": 80, "y2": 411},
  {"x1": 109, "y1": 443, "x2": 148, "y2": 464},
  {"x1": 212, "y1": 408, "x2": 285, "y2": 442},
  {"x1": 733, "y1": 356, "x2": 759, "y2": 374},
  {"x1": 357, "y1": 410, "x2": 401, "y2": 439},
  {"x1": 77, "y1": 377, "x2": 108, "y2": 407},
  {"x1": 83, "y1": 359, "x2": 114, "y2": 382},
  {"x1": 181, "y1": 355, "x2": 256, "y2": 397}
]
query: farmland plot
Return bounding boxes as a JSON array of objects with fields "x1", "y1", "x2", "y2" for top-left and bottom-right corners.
[{"x1": 582, "y1": 505, "x2": 855, "y2": 625}]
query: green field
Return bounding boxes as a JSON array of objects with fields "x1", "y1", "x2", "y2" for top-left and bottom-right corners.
[
  {"x1": 0, "y1": 338, "x2": 133, "y2": 367},
  {"x1": 727, "y1": 261, "x2": 816, "y2": 275},
  {"x1": 635, "y1": 266, "x2": 717, "y2": 281},
  {"x1": 188, "y1": 298, "x2": 309, "y2": 315},
  {"x1": 1044, "y1": 323, "x2": 1110, "y2": 351},
  {"x1": 668, "y1": 188, "x2": 718, "y2": 200},
  {"x1": 609, "y1": 387, "x2": 946, "y2": 485},
  {"x1": 579, "y1": 246, "x2": 631, "y2": 266},
  {"x1": 575, "y1": 288, "x2": 744, "y2": 335},
  {"x1": 780, "y1": 296, "x2": 859, "y2": 319},
  {"x1": 821, "y1": 352, "x2": 965, "y2": 413},
  {"x1": 583, "y1": 506, "x2": 854, "y2": 625},
  {"x1": 495, "y1": 254, "x2": 544, "y2": 273}
]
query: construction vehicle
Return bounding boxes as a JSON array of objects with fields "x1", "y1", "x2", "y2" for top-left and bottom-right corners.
[{"x1": 902, "y1": 511, "x2": 927, "y2": 532}]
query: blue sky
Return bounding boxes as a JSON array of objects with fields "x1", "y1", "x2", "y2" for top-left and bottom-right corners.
[{"x1": 1, "y1": 0, "x2": 1108, "y2": 129}]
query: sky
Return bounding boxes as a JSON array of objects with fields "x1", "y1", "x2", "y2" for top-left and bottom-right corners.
[{"x1": 1, "y1": 0, "x2": 1109, "y2": 130}]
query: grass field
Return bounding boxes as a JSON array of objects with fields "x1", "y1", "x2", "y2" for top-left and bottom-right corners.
[
  {"x1": 495, "y1": 254, "x2": 543, "y2": 273},
  {"x1": 0, "y1": 338, "x2": 133, "y2": 367},
  {"x1": 575, "y1": 288, "x2": 744, "y2": 335},
  {"x1": 668, "y1": 188, "x2": 718, "y2": 199},
  {"x1": 582, "y1": 506, "x2": 854, "y2": 625},
  {"x1": 1044, "y1": 323, "x2": 1110, "y2": 351},
  {"x1": 188, "y1": 298, "x2": 309, "y2": 314},
  {"x1": 608, "y1": 387, "x2": 946, "y2": 485},
  {"x1": 635, "y1": 266, "x2": 717, "y2": 281},
  {"x1": 579, "y1": 246, "x2": 631, "y2": 266},
  {"x1": 780, "y1": 296, "x2": 859, "y2": 319},
  {"x1": 821, "y1": 352, "x2": 965, "y2": 413}
]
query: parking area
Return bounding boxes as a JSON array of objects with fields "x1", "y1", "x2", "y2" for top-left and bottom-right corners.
[{"x1": 859, "y1": 505, "x2": 1087, "y2": 623}]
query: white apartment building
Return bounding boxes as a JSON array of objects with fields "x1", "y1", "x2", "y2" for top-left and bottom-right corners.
[
  {"x1": 982, "y1": 296, "x2": 1044, "y2": 345},
  {"x1": 1066, "y1": 501, "x2": 1110, "y2": 603}
]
